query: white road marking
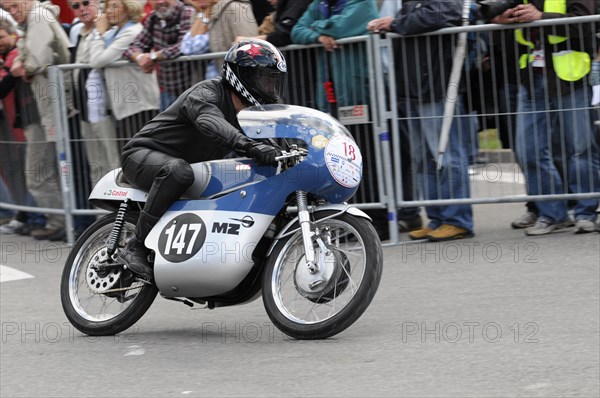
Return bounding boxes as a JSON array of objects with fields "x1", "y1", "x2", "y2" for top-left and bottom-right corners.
[
  {"x1": 0, "y1": 265, "x2": 34, "y2": 283},
  {"x1": 123, "y1": 345, "x2": 145, "y2": 356},
  {"x1": 524, "y1": 382, "x2": 551, "y2": 390}
]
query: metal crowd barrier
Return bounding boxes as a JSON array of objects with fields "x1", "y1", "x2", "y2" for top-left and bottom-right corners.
[
  {"x1": 381, "y1": 16, "x2": 600, "y2": 244},
  {"x1": 1, "y1": 18, "x2": 599, "y2": 245}
]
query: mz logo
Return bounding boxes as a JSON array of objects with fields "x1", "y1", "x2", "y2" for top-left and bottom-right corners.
[{"x1": 212, "y1": 216, "x2": 255, "y2": 236}]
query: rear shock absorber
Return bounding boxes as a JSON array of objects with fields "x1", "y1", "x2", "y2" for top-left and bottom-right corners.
[{"x1": 106, "y1": 199, "x2": 130, "y2": 257}]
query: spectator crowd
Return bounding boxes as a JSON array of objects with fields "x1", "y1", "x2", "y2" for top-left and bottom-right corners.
[{"x1": 1, "y1": 0, "x2": 599, "y2": 242}]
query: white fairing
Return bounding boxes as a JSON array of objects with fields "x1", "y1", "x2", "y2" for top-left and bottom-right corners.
[
  {"x1": 89, "y1": 164, "x2": 211, "y2": 204},
  {"x1": 89, "y1": 169, "x2": 149, "y2": 202},
  {"x1": 146, "y1": 210, "x2": 274, "y2": 297}
]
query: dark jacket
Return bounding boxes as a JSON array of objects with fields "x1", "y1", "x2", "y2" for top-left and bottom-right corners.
[
  {"x1": 266, "y1": 0, "x2": 312, "y2": 47},
  {"x1": 390, "y1": 0, "x2": 463, "y2": 102},
  {"x1": 123, "y1": 78, "x2": 245, "y2": 163},
  {"x1": 514, "y1": 0, "x2": 595, "y2": 96}
]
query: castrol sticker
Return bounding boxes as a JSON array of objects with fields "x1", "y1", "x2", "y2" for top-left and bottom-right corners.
[{"x1": 324, "y1": 135, "x2": 362, "y2": 188}]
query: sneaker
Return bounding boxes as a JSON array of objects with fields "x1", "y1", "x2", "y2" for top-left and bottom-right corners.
[
  {"x1": 15, "y1": 223, "x2": 46, "y2": 236},
  {"x1": 511, "y1": 211, "x2": 538, "y2": 229},
  {"x1": 525, "y1": 219, "x2": 569, "y2": 236},
  {"x1": 408, "y1": 227, "x2": 434, "y2": 240},
  {"x1": 574, "y1": 219, "x2": 597, "y2": 234},
  {"x1": 31, "y1": 227, "x2": 66, "y2": 241},
  {"x1": 398, "y1": 216, "x2": 423, "y2": 232},
  {"x1": 117, "y1": 237, "x2": 154, "y2": 281},
  {"x1": 557, "y1": 218, "x2": 575, "y2": 229},
  {"x1": 427, "y1": 224, "x2": 473, "y2": 241},
  {"x1": 0, "y1": 220, "x2": 25, "y2": 234}
]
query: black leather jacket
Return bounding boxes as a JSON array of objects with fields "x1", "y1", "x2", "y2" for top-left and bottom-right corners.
[
  {"x1": 390, "y1": 0, "x2": 463, "y2": 102},
  {"x1": 123, "y1": 78, "x2": 245, "y2": 163}
]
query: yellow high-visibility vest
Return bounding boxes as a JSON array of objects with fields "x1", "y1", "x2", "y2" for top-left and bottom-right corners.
[{"x1": 514, "y1": 0, "x2": 590, "y2": 82}]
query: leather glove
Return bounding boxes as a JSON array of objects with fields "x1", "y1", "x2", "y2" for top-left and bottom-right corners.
[{"x1": 234, "y1": 138, "x2": 281, "y2": 166}]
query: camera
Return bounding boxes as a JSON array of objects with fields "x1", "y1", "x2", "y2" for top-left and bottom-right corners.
[{"x1": 478, "y1": 0, "x2": 521, "y2": 21}]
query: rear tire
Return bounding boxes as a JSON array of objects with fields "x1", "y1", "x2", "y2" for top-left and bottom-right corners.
[
  {"x1": 262, "y1": 212, "x2": 383, "y2": 339},
  {"x1": 60, "y1": 213, "x2": 158, "y2": 336}
]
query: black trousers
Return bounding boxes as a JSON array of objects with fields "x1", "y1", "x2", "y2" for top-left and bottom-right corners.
[{"x1": 121, "y1": 148, "x2": 195, "y2": 239}]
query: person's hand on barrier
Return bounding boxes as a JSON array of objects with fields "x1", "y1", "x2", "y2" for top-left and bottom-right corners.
[
  {"x1": 235, "y1": 36, "x2": 252, "y2": 43},
  {"x1": 318, "y1": 35, "x2": 338, "y2": 52},
  {"x1": 490, "y1": 8, "x2": 516, "y2": 24},
  {"x1": 492, "y1": 4, "x2": 541, "y2": 24},
  {"x1": 367, "y1": 17, "x2": 393, "y2": 33},
  {"x1": 135, "y1": 53, "x2": 156, "y2": 73},
  {"x1": 510, "y1": 4, "x2": 542, "y2": 22}
]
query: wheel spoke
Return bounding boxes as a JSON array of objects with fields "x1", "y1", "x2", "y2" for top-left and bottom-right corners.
[
  {"x1": 336, "y1": 247, "x2": 363, "y2": 258},
  {"x1": 288, "y1": 289, "x2": 300, "y2": 313},
  {"x1": 79, "y1": 294, "x2": 96, "y2": 306},
  {"x1": 69, "y1": 221, "x2": 142, "y2": 322}
]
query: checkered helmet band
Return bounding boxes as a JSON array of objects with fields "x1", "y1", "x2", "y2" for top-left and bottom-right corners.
[{"x1": 223, "y1": 63, "x2": 261, "y2": 107}]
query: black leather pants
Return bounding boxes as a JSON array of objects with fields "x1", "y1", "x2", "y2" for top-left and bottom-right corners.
[{"x1": 121, "y1": 148, "x2": 195, "y2": 240}]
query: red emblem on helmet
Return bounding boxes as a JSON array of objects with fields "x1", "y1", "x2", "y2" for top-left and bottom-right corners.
[{"x1": 244, "y1": 44, "x2": 263, "y2": 59}]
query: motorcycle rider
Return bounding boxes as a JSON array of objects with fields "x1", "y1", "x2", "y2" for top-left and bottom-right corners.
[{"x1": 118, "y1": 38, "x2": 287, "y2": 281}]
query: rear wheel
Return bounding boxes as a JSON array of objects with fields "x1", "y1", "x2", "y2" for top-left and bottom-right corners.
[
  {"x1": 262, "y1": 212, "x2": 383, "y2": 339},
  {"x1": 60, "y1": 213, "x2": 157, "y2": 336}
]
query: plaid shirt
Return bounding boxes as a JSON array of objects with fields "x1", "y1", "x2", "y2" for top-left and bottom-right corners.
[{"x1": 124, "y1": 2, "x2": 194, "y2": 95}]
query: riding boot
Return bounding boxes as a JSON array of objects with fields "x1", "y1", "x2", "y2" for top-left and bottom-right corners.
[{"x1": 119, "y1": 211, "x2": 160, "y2": 281}]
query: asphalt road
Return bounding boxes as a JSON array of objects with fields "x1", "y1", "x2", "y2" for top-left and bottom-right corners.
[{"x1": 1, "y1": 201, "x2": 599, "y2": 397}]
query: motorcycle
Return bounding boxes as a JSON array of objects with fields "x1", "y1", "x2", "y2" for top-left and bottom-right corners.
[{"x1": 60, "y1": 105, "x2": 383, "y2": 340}]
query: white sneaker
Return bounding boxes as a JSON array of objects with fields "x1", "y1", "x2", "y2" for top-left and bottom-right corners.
[
  {"x1": 0, "y1": 220, "x2": 25, "y2": 234},
  {"x1": 511, "y1": 211, "x2": 538, "y2": 229},
  {"x1": 575, "y1": 219, "x2": 597, "y2": 234},
  {"x1": 525, "y1": 219, "x2": 569, "y2": 236}
]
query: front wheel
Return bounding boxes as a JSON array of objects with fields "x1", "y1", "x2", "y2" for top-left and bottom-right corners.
[
  {"x1": 60, "y1": 213, "x2": 158, "y2": 336},
  {"x1": 262, "y1": 212, "x2": 383, "y2": 339}
]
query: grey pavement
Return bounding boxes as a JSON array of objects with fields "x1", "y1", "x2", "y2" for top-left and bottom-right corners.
[{"x1": 1, "y1": 201, "x2": 599, "y2": 397}]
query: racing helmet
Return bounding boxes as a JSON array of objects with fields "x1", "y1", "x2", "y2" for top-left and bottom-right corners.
[{"x1": 222, "y1": 38, "x2": 287, "y2": 106}]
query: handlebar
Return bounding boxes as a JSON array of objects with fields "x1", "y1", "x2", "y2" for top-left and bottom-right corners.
[{"x1": 275, "y1": 148, "x2": 308, "y2": 162}]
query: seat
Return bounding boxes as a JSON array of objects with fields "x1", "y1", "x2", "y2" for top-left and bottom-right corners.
[{"x1": 114, "y1": 162, "x2": 212, "y2": 200}]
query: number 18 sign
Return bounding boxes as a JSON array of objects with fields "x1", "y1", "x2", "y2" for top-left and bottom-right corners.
[{"x1": 324, "y1": 135, "x2": 363, "y2": 189}]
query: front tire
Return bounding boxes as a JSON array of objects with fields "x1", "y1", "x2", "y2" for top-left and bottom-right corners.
[
  {"x1": 262, "y1": 212, "x2": 383, "y2": 339},
  {"x1": 60, "y1": 213, "x2": 158, "y2": 336}
]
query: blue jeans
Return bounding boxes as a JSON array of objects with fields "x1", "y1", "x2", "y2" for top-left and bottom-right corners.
[
  {"x1": 23, "y1": 192, "x2": 46, "y2": 225},
  {"x1": 160, "y1": 91, "x2": 179, "y2": 112},
  {"x1": 515, "y1": 75, "x2": 600, "y2": 223},
  {"x1": 0, "y1": 180, "x2": 15, "y2": 218},
  {"x1": 0, "y1": 178, "x2": 45, "y2": 224},
  {"x1": 403, "y1": 99, "x2": 474, "y2": 231}
]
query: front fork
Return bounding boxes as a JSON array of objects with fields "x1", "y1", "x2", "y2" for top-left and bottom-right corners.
[{"x1": 296, "y1": 190, "x2": 319, "y2": 274}]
